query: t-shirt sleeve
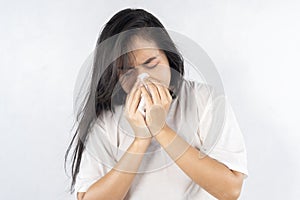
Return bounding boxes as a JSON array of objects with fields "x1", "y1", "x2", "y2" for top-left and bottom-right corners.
[
  {"x1": 74, "y1": 147, "x2": 111, "y2": 194},
  {"x1": 194, "y1": 83, "x2": 249, "y2": 179},
  {"x1": 74, "y1": 116, "x2": 116, "y2": 195}
]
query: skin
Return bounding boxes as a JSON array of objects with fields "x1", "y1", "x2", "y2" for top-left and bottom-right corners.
[
  {"x1": 118, "y1": 36, "x2": 171, "y2": 94},
  {"x1": 78, "y1": 37, "x2": 245, "y2": 200}
]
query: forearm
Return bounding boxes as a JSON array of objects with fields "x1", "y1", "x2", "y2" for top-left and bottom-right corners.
[
  {"x1": 155, "y1": 125, "x2": 243, "y2": 200},
  {"x1": 83, "y1": 139, "x2": 151, "y2": 200}
]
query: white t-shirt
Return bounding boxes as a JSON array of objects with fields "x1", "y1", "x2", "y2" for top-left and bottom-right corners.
[{"x1": 74, "y1": 80, "x2": 248, "y2": 199}]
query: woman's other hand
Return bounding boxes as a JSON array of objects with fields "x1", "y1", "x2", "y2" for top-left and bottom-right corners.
[
  {"x1": 141, "y1": 77, "x2": 172, "y2": 136},
  {"x1": 124, "y1": 80, "x2": 152, "y2": 141}
]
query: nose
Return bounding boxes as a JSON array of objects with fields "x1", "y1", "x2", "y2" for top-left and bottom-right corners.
[
  {"x1": 134, "y1": 66, "x2": 161, "y2": 84},
  {"x1": 137, "y1": 72, "x2": 150, "y2": 85},
  {"x1": 137, "y1": 72, "x2": 150, "y2": 80},
  {"x1": 135, "y1": 65, "x2": 150, "y2": 76}
]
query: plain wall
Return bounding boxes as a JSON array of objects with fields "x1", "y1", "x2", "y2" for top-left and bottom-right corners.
[{"x1": 1, "y1": 0, "x2": 299, "y2": 199}]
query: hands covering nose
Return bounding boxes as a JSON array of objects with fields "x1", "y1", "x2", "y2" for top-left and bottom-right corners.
[{"x1": 124, "y1": 77, "x2": 172, "y2": 139}]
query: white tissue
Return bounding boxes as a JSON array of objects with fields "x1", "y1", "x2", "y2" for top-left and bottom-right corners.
[{"x1": 137, "y1": 73, "x2": 150, "y2": 117}]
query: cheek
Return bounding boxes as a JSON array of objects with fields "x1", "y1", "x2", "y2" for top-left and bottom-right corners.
[
  {"x1": 119, "y1": 73, "x2": 138, "y2": 94},
  {"x1": 149, "y1": 65, "x2": 171, "y2": 87},
  {"x1": 118, "y1": 65, "x2": 171, "y2": 94}
]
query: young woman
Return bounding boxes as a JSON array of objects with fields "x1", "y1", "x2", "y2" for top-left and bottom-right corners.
[{"x1": 65, "y1": 8, "x2": 248, "y2": 200}]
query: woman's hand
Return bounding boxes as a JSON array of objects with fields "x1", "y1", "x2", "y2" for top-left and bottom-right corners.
[
  {"x1": 124, "y1": 80, "x2": 152, "y2": 141},
  {"x1": 140, "y1": 77, "x2": 172, "y2": 136}
]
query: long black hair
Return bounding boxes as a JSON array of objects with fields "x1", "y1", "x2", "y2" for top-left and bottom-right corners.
[{"x1": 64, "y1": 8, "x2": 185, "y2": 194}]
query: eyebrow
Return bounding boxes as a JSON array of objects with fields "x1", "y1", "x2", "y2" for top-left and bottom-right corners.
[
  {"x1": 121, "y1": 56, "x2": 158, "y2": 71},
  {"x1": 141, "y1": 56, "x2": 157, "y2": 65}
]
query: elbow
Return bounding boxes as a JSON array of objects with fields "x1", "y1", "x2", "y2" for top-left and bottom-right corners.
[
  {"x1": 218, "y1": 188, "x2": 241, "y2": 200},
  {"x1": 227, "y1": 180, "x2": 243, "y2": 200},
  {"x1": 227, "y1": 171, "x2": 244, "y2": 200},
  {"x1": 228, "y1": 187, "x2": 241, "y2": 200},
  {"x1": 219, "y1": 175, "x2": 243, "y2": 200}
]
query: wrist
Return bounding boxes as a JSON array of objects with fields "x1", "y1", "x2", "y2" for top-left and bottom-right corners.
[
  {"x1": 127, "y1": 137, "x2": 152, "y2": 154},
  {"x1": 154, "y1": 123, "x2": 169, "y2": 139},
  {"x1": 134, "y1": 137, "x2": 152, "y2": 145}
]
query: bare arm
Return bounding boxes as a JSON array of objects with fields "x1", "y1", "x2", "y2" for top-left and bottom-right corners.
[
  {"x1": 139, "y1": 79, "x2": 244, "y2": 200},
  {"x1": 78, "y1": 80, "x2": 155, "y2": 200},
  {"x1": 79, "y1": 138, "x2": 151, "y2": 200},
  {"x1": 154, "y1": 125, "x2": 244, "y2": 200}
]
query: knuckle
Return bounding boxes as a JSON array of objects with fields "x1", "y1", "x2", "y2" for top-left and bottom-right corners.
[{"x1": 163, "y1": 99, "x2": 169, "y2": 105}]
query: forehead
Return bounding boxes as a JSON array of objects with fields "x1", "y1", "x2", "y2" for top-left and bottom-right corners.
[{"x1": 127, "y1": 36, "x2": 160, "y2": 66}]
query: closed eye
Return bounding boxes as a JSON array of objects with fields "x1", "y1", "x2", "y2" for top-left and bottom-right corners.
[
  {"x1": 142, "y1": 57, "x2": 159, "y2": 69},
  {"x1": 143, "y1": 63, "x2": 158, "y2": 69}
]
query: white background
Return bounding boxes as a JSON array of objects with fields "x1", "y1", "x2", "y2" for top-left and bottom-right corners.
[{"x1": 1, "y1": 0, "x2": 299, "y2": 199}]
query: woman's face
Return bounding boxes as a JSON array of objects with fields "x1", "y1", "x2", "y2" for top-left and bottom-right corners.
[{"x1": 118, "y1": 37, "x2": 171, "y2": 94}]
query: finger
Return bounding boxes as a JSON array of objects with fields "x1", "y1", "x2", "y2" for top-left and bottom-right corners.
[
  {"x1": 125, "y1": 87, "x2": 137, "y2": 113},
  {"x1": 144, "y1": 79, "x2": 160, "y2": 104},
  {"x1": 156, "y1": 83, "x2": 168, "y2": 102},
  {"x1": 164, "y1": 87, "x2": 173, "y2": 101},
  {"x1": 126, "y1": 80, "x2": 140, "y2": 109},
  {"x1": 129, "y1": 88, "x2": 142, "y2": 114},
  {"x1": 147, "y1": 77, "x2": 169, "y2": 101}
]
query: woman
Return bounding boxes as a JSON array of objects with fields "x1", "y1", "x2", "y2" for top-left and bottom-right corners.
[{"x1": 65, "y1": 8, "x2": 248, "y2": 200}]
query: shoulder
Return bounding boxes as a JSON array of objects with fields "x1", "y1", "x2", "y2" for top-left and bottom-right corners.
[
  {"x1": 182, "y1": 79, "x2": 214, "y2": 95},
  {"x1": 86, "y1": 110, "x2": 111, "y2": 140},
  {"x1": 93, "y1": 107, "x2": 116, "y2": 130},
  {"x1": 181, "y1": 79, "x2": 215, "y2": 106}
]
